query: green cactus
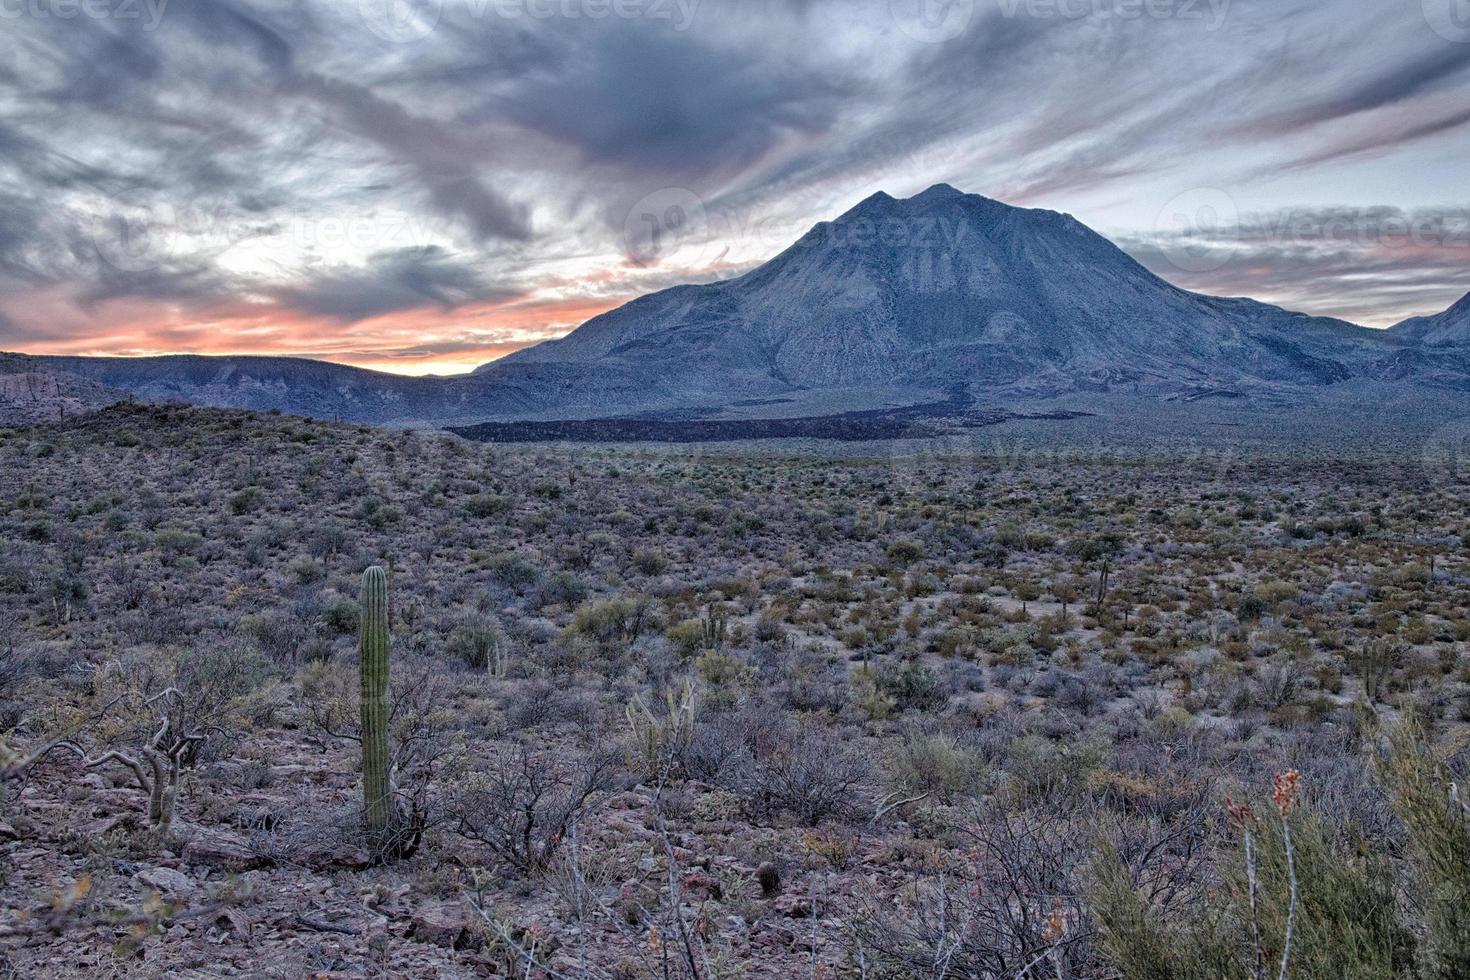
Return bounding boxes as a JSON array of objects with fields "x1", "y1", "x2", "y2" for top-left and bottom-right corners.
[
  {"x1": 359, "y1": 565, "x2": 393, "y2": 833},
  {"x1": 699, "y1": 606, "x2": 729, "y2": 651},
  {"x1": 626, "y1": 679, "x2": 697, "y2": 780}
]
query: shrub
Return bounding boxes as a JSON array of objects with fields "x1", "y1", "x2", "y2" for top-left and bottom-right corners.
[
  {"x1": 322, "y1": 596, "x2": 361, "y2": 635},
  {"x1": 1379, "y1": 720, "x2": 1470, "y2": 979},
  {"x1": 882, "y1": 662, "x2": 947, "y2": 712},
  {"x1": 665, "y1": 618, "x2": 707, "y2": 659},
  {"x1": 449, "y1": 745, "x2": 618, "y2": 874},
  {"x1": 735, "y1": 722, "x2": 869, "y2": 826},
  {"x1": 631, "y1": 548, "x2": 668, "y2": 575},
  {"x1": 1090, "y1": 774, "x2": 1415, "y2": 980},
  {"x1": 486, "y1": 552, "x2": 543, "y2": 590},
  {"x1": 464, "y1": 493, "x2": 512, "y2": 519},
  {"x1": 1238, "y1": 593, "x2": 1268, "y2": 623},
  {"x1": 625, "y1": 680, "x2": 697, "y2": 780},
  {"x1": 887, "y1": 732, "x2": 989, "y2": 804},
  {"x1": 885, "y1": 540, "x2": 924, "y2": 565},
  {"x1": 447, "y1": 614, "x2": 505, "y2": 673},
  {"x1": 568, "y1": 597, "x2": 645, "y2": 645}
]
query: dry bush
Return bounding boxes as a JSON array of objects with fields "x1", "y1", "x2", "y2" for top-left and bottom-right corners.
[{"x1": 448, "y1": 743, "x2": 619, "y2": 875}]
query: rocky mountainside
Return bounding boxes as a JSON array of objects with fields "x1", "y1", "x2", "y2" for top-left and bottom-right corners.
[
  {"x1": 8, "y1": 186, "x2": 1469, "y2": 430},
  {"x1": 0, "y1": 359, "x2": 132, "y2": 426}
]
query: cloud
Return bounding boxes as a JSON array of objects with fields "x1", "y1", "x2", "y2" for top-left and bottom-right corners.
[
  {"x1": 272, "y1": 246, "x2": 520, "y2": 322},
  {"x1": 1119, "y1": 205, "x2": 1470, "y2": 325},
  {"x1": 1245, "y1": 45, "x2": 1470, "y2": 134},
  {"x1": 496, "y1": 22, "x2": 850, "y2": 180},
  {"x1": 1268, "y1": 104, "x2": 1470, "y2": 173},
  {"x1": 291, "y1": 73, "x2": 533, "y2": 242}
]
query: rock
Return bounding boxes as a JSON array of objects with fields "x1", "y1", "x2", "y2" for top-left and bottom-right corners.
[
  {"x1": 407, "y1": 902, "x2": 482, "y2": 951},
  {"x1": 296, "y1": 838, "x2": 374, "y2": 870},
  {"x1": 680, "y1": 870, "x2": 721, "y2": 901},
  {"x1": 216, "y1": 907, "x2": 252, "y2": 939},
  {"x1": 134, "y1": 867, "x2": 196, "y2": 901},
  {"x1": 772, "y1": 894, "x2": 813, "y2": 919},
  {"x1": 182, "y1": 828, "x2": 268, "y2": 871}
]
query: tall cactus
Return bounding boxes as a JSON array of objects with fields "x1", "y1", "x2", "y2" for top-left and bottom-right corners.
[{"x1": 359, "y1": 566, "x2": 393, "y2": 833}]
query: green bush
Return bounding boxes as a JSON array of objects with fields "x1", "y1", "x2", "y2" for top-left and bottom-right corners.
[
  {"x1": 885, "y1": 540, "x2": 924, "y2": 565},
  {"x1": 886, "y1": 733, "x2": 988, "y2": 804},
  {"x1": 323, "y1": 596, "x2": 361, "y2": 635}
]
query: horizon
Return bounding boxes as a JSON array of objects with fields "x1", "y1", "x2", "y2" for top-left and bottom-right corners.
[
  {"x1": 4, "y1": 180, "x2": 1450, "y2": 378},
  {"x1": 3, "y1": 1, "x2": 1469, "y2": 375}
]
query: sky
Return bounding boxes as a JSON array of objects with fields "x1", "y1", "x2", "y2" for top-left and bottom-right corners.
[{"x1": 0, "y1": 0, "x2": 1467, "y2": 376}]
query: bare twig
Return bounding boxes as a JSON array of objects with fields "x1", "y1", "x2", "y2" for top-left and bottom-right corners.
[{"x1": 870, "y1": 791, "x2": 930, "y2": 827}]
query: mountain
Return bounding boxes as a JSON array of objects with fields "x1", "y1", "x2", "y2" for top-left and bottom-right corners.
[
  {"x1": 9, "y1": 185, "x2": 1469, "y2": 433},
  {"x1": 481, "y1": 184, "x2": 1402, "y2": 415},
  {"x1": 1390, "y1": 292, "x2": 1470, "y2": 346}
]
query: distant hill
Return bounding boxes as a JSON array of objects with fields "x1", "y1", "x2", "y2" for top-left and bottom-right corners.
[{"x1": 0, "y1": 353, "x2": 517, "y2": 427}]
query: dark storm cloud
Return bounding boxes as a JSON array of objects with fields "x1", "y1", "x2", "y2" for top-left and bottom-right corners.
[
  {"x1": 497, "y1": 24, "x2": 848, "y2": 178},
  {"x1": 271, "y1": 247, "x2": 519, "y2": 322}
]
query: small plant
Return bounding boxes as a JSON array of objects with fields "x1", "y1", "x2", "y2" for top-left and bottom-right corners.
[{"x1": 1346, "y1": 639, "x2": 1405, "y2": 704}]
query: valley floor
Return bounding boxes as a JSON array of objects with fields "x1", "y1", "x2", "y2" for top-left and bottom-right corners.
[{"x1": 0, "y1": 404, "x2": 1467, "y2": 977}]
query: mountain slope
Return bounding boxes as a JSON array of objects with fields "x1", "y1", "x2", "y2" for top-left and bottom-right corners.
[
  {"x1": 1391, "y1": 292, "x2": 1470, "y2": 346},
  {"x1": 0, "y1": 353, "x2": 522, "y2": 426}
]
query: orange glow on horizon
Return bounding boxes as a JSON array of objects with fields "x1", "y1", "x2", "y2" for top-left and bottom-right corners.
[{"x1": 2, "y1": 291, "x2": 631, "y2": 377}]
